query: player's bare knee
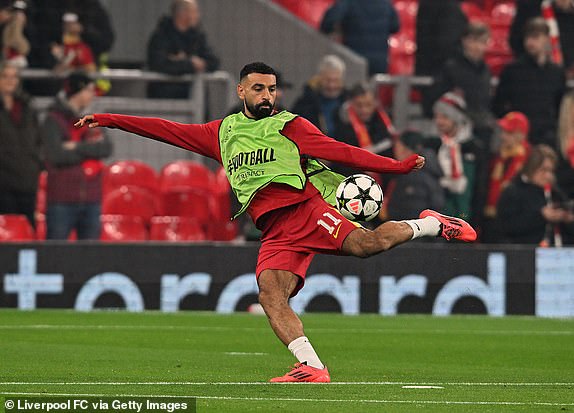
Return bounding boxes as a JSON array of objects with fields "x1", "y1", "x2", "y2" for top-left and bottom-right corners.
[{"x1": 258, "y1": 284, "x2": 288, "y2": 307}]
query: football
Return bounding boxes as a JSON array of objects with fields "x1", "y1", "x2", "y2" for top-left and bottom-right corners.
[{"x1": 336, "y1": 174, "x2": 383, "y2": 222}]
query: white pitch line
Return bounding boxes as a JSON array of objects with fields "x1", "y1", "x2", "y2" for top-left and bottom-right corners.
[
  {"x1": 402, "y1": 386, "x2": 444, "y2": 389},
  {"x1": 0, "y1": 391, "x2": 572, "y2": 407},
  {"x1": 1, "y1": 381, "x2": 572, "y2": 386},
  {"x1": 223, "y1": 352, "x2": 268, "y2": 356},
  {"x1": 0, "y1": 324, "x2": 572, "y2": 336}
]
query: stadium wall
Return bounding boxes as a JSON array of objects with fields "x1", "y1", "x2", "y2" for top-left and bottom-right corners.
[{"x1": 1, "y1": 244, "x2": 572, "y2": 318}]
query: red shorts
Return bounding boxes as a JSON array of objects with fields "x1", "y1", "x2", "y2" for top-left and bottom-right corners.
[{"x1": 255, "y1": 193, "x2": 361, "y2": 296}]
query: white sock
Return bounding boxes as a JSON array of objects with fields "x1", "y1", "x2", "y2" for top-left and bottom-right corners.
[
  {"x1": 404, "y1": 216, "x2": 441, "y2": 240},
  {"x1": 287, "y1": 336, "x2": 324, "y2": 369}
]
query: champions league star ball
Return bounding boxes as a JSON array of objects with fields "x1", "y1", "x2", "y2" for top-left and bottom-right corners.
[{"x1": 336, "y1": 174, "x2": 383, "y2": 222}]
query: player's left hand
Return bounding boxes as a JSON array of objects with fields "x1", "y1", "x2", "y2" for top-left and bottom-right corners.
[
  {"x1": 413, "y1": 155, "x2": 425, "y2": 170},
  {"x1": 74, "y1": 115, "x2": 99, "y2": 128}
]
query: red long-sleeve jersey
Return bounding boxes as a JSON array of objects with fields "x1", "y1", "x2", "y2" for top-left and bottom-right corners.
[{"x1": 94, "y1": 113, "x2": 418, "y2": 223}]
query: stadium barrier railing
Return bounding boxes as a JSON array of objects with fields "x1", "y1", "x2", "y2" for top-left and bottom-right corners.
[
  {"x1": 21, "y1": 68, "x2": 235, "y2": 124},
  {"x1": 371, "y1": 73, "x2": 574, "y2": 131}
]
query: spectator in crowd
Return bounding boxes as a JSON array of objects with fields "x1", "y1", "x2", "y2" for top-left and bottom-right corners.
[
  {"x1": 426, "y1": 92, "x2": 486, "y2": 224},
  {"x1": 383, "y1": 130, "x2": 444, "y2": 223},
  {"x1": 497, "y1": 144, "x2": 574, "y2": 246},
  {"x1": 51, "y1": 12, "x2": 96, "y2": 74},
  {"x1": 292, "y1": 55, "x2": 347, "y2": 136},
  {"x1": 556, "y1": 90, "x2": 574, "y2": 198},
  {"x1": 146, "y1": 0, "x2": 220, "y2": 99},
  {"x1": 509, "y1": 0, "x2": 574, "y2": 77},
  {"x1": 331, "y1": 82, "x2": 395, "y2": 188},
  {"x1": 0, "y1": 61, "x2": 42, "y2": 227},
  {"x1": 319, "y1": 0, "x2": 400, "y2": 75},
  {"x1": 427, "y1": 21, "x2": 494, "y2": 142},
  {"x1": 0, "y1": 0, "x2": 30, "y2": 68},
  {"x1": 28, "y1": 0, "x2": 114, "y2": 69},
  {"x1": 493, "y1": 17, "x2": 566, "y2": 148},
  {"x1": 482, "y1": 112, "x2": 531, "y2": 243},
  {"x1": 415, "y1": 0, "x2": 468, "y2": 116},
  {"x1": 42, "y1": 72, "x2": 112, "y2": 240}
]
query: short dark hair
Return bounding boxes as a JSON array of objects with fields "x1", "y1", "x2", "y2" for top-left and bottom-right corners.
[
  {"x1": 240, "y1": 62, "x2": 277, "y2": 82},
  {"x1": 348, "y1": 82, "x2": 374, "y2": 99},
  {"x1": 521, "y1": 144, "x2": 557, "y2": 178},
  {"x1": 523, "y1": 17, "x2": 549, "y2": 38},
  {"x1": 63, "y1": 71, "x2": 94, "y2": 98},
  {"x1": 462, "y1": 21, "x2": 490, "y2": 39}
]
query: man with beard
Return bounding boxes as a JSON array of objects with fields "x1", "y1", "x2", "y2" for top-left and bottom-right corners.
[{"x1": 75, "y1": 62, "x2": 477, "y2": 383}]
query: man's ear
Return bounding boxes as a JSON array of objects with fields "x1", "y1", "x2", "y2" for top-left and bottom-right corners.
[{"x1": 237, "y1": 83, "x2": 245, "y2": 100}]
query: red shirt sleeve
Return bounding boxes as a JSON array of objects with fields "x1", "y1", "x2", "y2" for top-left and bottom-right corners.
[
  {"x1": 94, "y1": 114, "x2": 223, "y2": 163},
  {"x1": 282, "y1": 116, "x2": 417, "y2": 174},
  {"x1": 79, "y1": 43, "x2": 95, "y2": 66}
]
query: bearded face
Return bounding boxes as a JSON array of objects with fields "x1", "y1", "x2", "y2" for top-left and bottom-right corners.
[
  {"x1": 238, "y1": 73, "x2": 277, "y2": 120},
  {"x1": 244, "y1": 99, "x2": 274, "y2": 119}
]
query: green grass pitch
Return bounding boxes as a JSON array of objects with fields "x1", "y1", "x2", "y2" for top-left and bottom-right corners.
[{"x1": 0, "y1": 310, "x2": 572, "y2": 412}]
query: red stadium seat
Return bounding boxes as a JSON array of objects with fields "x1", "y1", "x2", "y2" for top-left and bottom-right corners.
[
  {"x1": 150, "y1": 216, "x2": 207, "y2": 242},
  {"x1": 160, "y1": 189, "x2": 213, "y2": 223},
  {"x1": 273, "y1": 0, "x2": 335, "y2": 29},
  {"x1": 209, "y1": 221, "x2": 238, "y2": 241},
  {"x1": 35, "y1": 213, "x2": 46, "y2": 240},
  {"x1": 159, "y1": 161, "x2": 216, "y2": 225},
  {"x1": 211, "y1": 167, "x2": 232, "y2": 221},
  {"x1": 35, "y1": 171, "x2": 47, "y2": 216},
  {"x1": 388, "y1": 33, "x2": 416, "y2": 75},
  {"x1": 486, "y1": 26, "x2": 513, "y2": 76},
  {"x1": 490, "y1": 1, "x2": 515, "y2": 28},
  {"x1": 393, "y1": 0, "x2": 418, "y2": 35},
  {"x1": 299, "y1": 0, "x2": 335, "y2": 29},
  {"x1": 104, "y1": 160, "x2": 158, "y2": 196},
  {"x1": 100, "y1": 214, "x2": 148, "y2": 242},
  {"x1": 102, "y1": 186, "x2": 159, "y2": 223},
  {"x1": 461, "y1": 1, "x2": 487, "y2": 22},
  {"x1": 159, "y1": 160, "x2": 214, "y2": 193},
  {"x1": 0, "y1": 214, "x2": 35, "y2": 241}
]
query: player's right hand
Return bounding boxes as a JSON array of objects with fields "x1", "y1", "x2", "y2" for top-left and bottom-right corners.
[
  {"x1": 400, "y1": 153, "x2": 425, "y2": 173},
  {"x1": 74, "y1": 115, "x2": 99, "y2": 128}
]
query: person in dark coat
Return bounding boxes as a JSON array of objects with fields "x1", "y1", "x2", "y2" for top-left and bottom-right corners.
[
  {"x1": 146, "y1": 0, "x2": 220, "y2": 99},
  {"x1": 493, "y1": 17, "x2": 566, "y2": 148},
  {"x1": 0, "y1": 61, "x2": 42, "y2": 227},
  {"x1": 426, "y1": 21, "x2": 494, "y2": 141},
  {"x1": 497, "y1": 144, "x2": 574, "y2": 245},
  {"x1": 331, "y1": 82, "x2": 394, "y2": 189},
  {"x1": 415, "y1": 0, "x2": 468, "y2": 118},
  {"x1": 415, "y1": 0, "x2": 468, "y2": 78},
  {"x1": 291, "y1": 55, "x2": 347, "y2": 136},
  {"x1": 384, "y1": 130, "x2": 445, "y2": 223},
  {"x1": 320, "y1": 0, "x2": 400, "y2": 75},
  {"x1": 42, "y1": 72, "x2": 112, "y2": 240},
  {"x1": 509, "y1": 0, "x2": 574, "y2": 75}
]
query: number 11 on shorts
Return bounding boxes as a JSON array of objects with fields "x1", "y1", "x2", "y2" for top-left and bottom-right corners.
[{"x1": 317, "y1": 211, "x2": 342, "y2": 235}]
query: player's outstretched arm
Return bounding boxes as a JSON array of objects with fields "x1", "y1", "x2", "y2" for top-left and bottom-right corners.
[
  {"x1": 285, "y1": 117, "x2": 425, "y2": 174},
  {"x1": 75, "y1": 113, "x2": 223, "y2": 161}
]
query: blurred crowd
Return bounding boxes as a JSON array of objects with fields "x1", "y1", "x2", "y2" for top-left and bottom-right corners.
[{"x1": 0, "y1": 0, "x2": 573, "y2": 246}]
